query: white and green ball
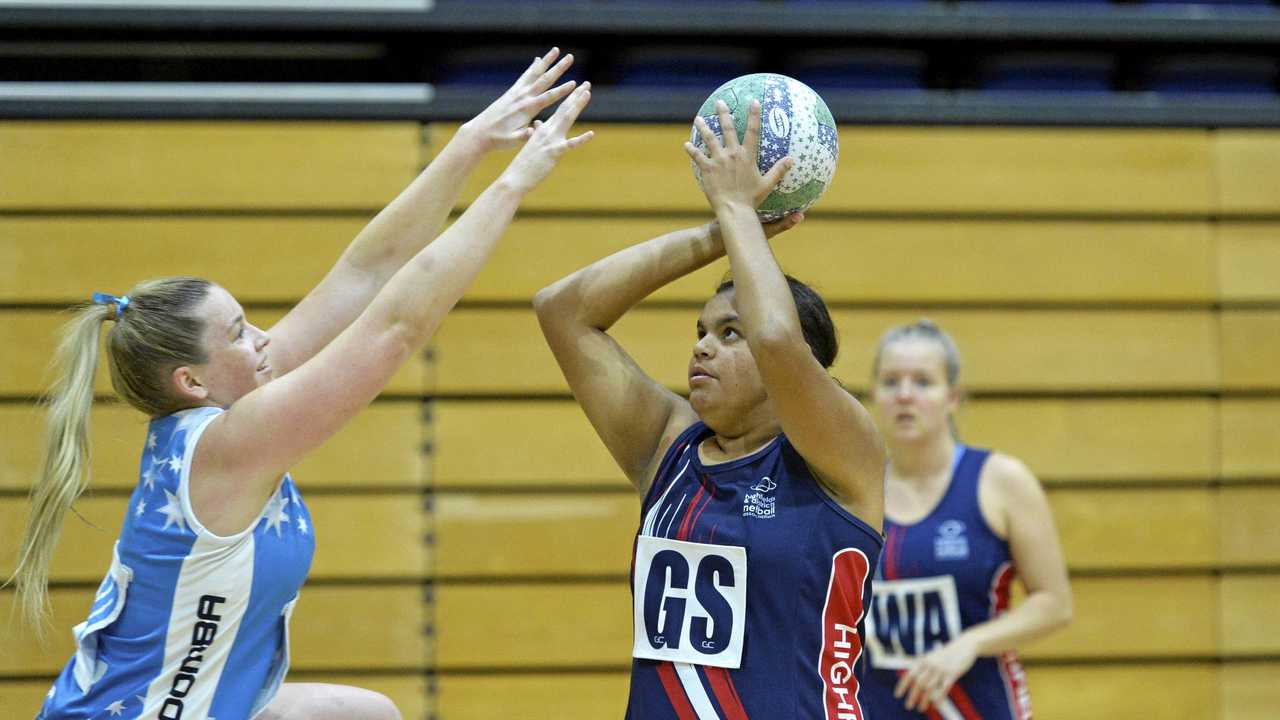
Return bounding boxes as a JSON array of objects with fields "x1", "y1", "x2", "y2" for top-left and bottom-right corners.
[{"x1": 691, "y1": 73, "x2": 839, "y2": 221}]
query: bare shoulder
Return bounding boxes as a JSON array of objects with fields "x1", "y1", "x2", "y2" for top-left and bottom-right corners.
[{"x1": 978, "y1": 451, "x2": 1046, "y2": 538}]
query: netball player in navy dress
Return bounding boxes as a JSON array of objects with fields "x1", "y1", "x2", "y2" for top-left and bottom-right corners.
[
  {"x1": 536, "y1": 101, "x2": 886, "y2": 719},
  {"x1": 13, "y1": 54, "x2": 593, "y2": 720},
  {"x1": 859, "y1": 320, "x2": 1073, "y2": 718}
]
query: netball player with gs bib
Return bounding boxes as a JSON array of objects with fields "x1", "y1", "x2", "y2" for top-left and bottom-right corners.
[
  {"x1": 859, "y1": 321, "x2": 1073, "y2": 718},
  {"x1": 536, "y1": 100, "x2": 885, "y2": 719}
]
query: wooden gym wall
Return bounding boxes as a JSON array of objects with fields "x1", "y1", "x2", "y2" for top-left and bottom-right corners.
[{"x1": 1, "y1": 121, "x2": 1277, "y2": 719}]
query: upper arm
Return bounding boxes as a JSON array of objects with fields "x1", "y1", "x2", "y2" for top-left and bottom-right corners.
[
  {"x1": 197, "y1": 310, "x2": 413, "y2": 498},
  {"x1": 754, "y1": 334, "x2": 886, "y2": 520},
  {"x1": 535, "y1": 291, "x2": 698, "y2": 493},
  {"x1": 266, "y1": 260, "x2": 383, "y2": 377},
  {"x1": 987, "y1": 454, "x2": 1072, "y2": 605}
]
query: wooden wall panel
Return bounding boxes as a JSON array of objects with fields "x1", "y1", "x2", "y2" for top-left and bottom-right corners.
[
  {"x1": 1214, "y1": 131, "x2": 1280, "y2": 215},
  {"x1": 1217, "y1": 223, "x2": 1280, "y2": 303},
  {"x1": 0, "y1": 401, "x2": 424, "y2": 492},
  {"x1": 1219, "y1": 399, "x2": 1280, "y2": 480},
  {"x1": 1219, "y1": 575, "x2": 1280, "y2": 656},
  {"x1": 1221, "y1": 663, "x2": 1280, "y2": 720},
  {"x1": 430, "y1": 493, "x2": 637, "y2": 577},
  {"x1": 1028, "y1": 664, "x2": 1218, "y2": 720},
  {"x1": 429, "y1": 673, "x2": 629, "y2": 720},
  {"x1": 433, "y1": 308, "x2": 1219, "y2": 395},
  {"x1": 1051, "y1": 487, "x2": 1217, "y2": 570},
  {"x1": 0, "y1": 217, "x2": 368, "y2": 303},
  {"x1": 1219, "y1": 487, "x2": 1280, "y2": 567},
  {"x1": 464, "y1": 218, "x2": 1217, "y2": 304},
  {"x1": 453, "y1": 125, "x2": 1214, "y2": 215},
  {"x1": 1220, "y1": 310, "x2": 1280, "y2": 390},
  {"x1": 0, "y1": 121, "x2": 421, "y2": 210}
]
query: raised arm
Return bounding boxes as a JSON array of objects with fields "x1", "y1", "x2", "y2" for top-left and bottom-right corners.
[
  {"x1": 685, "y1": 100, "x2": 885, "y2": 521},
  {"x1": 534, "y1": 217, "x2": 803, "y2": 492},
  {"x1": 192, "y1": 84, "x2": 594, "y2": 532},
  {"x1": 267, "y1": 49, "x2": 579, "y2": 376}
]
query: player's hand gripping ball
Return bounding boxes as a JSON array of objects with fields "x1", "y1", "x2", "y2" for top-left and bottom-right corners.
[{"x1": 691, "y1": 73, "x2": 839, "y2": 221}]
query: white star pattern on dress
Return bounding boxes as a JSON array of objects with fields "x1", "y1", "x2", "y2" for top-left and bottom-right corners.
[
  {"x1": 262, "y1": 491, "x2": 290, "y2": 537},
  {"x1": 136, "y1": 500, "x2": 147, "y2": 518},
  {"x1": 165, "y1": 454, "x2": 183, "y2": 473},
  {"x1": 296, "y1": 515, "x2": 308, "y2": 535},
  {"x1": 46, "y1": 685, "x2": 55, "y2": 699},
  {"x1": 173, "y1": 409, "x2": 209, "y2": 436},
  {"x1": 157, "y1": 489, "x2": 187, "y2": 533},
  {"x1": 146, "y1": 432, "x2": 157, "y2": 450},
  {"x1": 141, "y1": 465, "x2": 158, "y2": 492},
  {"x1": 105, "y1": 699, "x2": 126, "y2": 716}
]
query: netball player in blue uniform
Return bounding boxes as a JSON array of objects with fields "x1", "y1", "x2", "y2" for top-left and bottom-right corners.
[
  {"x1": 536, "y1": 100, "x2": 885, "y2": 719},
  {"x1": 12, "y1": 53, "x2": 592, "y2": 720},
  {"x1": 859, "y1": 320, "x2": 1073, "y2": 719}
]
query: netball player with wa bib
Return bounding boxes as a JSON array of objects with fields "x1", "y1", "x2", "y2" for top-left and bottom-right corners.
[
  {"x1": 536, "y1": 100, "x2": 885, "y2": 719},
  {"x1": 858, "y1": 321, "x2": 1074, "y2": 718}
]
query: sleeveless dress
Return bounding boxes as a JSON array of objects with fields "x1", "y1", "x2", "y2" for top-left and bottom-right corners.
[
  {"x1": 626, "y1": 421, "x2": 884, "y2": 719},
  {"x1": 858, "y1": 445, "x2": 1032, "y2": 720},
  {"x1": 39, "y1": 406, "x2": 316, "y2": 720}
]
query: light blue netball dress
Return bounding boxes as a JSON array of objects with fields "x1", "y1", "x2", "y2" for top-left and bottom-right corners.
[{"x1": 38, "y1": 405, "x2": 315, "y2": 720}]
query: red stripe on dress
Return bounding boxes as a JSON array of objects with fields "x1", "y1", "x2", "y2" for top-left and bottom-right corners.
[
  {"x1": 677, "y1": 484, "x2": 707, "y2": 541},
  {"x1": 947, "y1": 682, "x2": 984, "y2": 720},
  {"x1": 987, "y1": 563, "x2": 1031, "y2": 718},
  {"x1": 705, "y1": 666, "x2": 751, "y2": 720},
  {"x1": 882, "y1": 527, "x2": 900, "y2": 581},
  {"x1": 687, "y1": 486, "x2": 715, "y2": 541},
  {"x1": 820, "y1": 548, "x2": 871, "y2": 720},
  {"x1": 656, "y1": 662, "x2": 699, "y2": 720}
]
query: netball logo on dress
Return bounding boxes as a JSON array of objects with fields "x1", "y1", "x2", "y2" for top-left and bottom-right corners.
[
  {"x1": 743, "y1": 476, "x2": 776, "y2": 519},
  {"x1": 934, "y1": 520, "x2": 969, "y2": 560}
]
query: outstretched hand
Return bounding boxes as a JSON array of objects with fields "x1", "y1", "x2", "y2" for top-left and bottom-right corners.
[
  {"x1": 462, "y1": 47, "x2": 578, "y2": 152},
  {"x1": 499, "y1": 82, "x2": 594, "y2": 194},
  {"x1": 685, "y1": 99, "x2": 793, "y2": 213}
]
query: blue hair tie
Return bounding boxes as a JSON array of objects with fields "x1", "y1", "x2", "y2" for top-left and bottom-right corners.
[{"x1": 91, "y1": 292, "x2": 130, "y2": 319}]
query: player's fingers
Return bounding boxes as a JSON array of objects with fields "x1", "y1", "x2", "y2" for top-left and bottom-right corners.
[
  {"x1": 693, "y1": 116, "x2": 720, "y2": 154},
  {"x1": 684, "y1": 141, "x2": 711, "y2": 168},
  {"x1": 533, "y1": 53, "x2": 573, "y2": 93},
  {"x1": 762, "y1": 156, "x2": 794, "y2": 190},
  {"x1": 744, "y1": 99, "x2": 762, "y2": 156},
  {"x1": 715, "y1": 100, "x2": 739, "y2": 148}
]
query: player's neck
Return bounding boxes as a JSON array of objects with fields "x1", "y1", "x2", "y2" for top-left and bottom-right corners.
[{"x1": 888, "y1": 433, "x2": 956, "y2": 485}]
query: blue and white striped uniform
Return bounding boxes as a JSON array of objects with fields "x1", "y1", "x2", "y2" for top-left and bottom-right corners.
[{"x1": 38, "y1": 406, "x2": 315, "y2": 720}]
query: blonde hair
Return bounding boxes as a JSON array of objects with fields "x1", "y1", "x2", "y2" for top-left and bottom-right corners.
[
  {"x1": 10, "y1": 276, "x2": 212, "y2": 634},
  {"x1": 871, "y1": 318, "x2": 964, "y2": 438}
]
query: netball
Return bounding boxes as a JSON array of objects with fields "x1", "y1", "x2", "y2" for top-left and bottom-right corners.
[{"x1": 690, "y1": 73, "x2": 839, "y2": 220}]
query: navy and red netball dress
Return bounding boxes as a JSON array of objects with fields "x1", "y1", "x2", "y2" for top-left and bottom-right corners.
[
  {"x1": 626, "y1": 421, "x2": 884, "y2": 719},
  {"x1": 859, "y1": 446, "x2": 1033, "y2": 720}
]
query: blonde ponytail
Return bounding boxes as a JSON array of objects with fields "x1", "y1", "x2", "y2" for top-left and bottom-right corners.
[{"x1": 10, "y1": 303, "x2": 114, "y2": 635}]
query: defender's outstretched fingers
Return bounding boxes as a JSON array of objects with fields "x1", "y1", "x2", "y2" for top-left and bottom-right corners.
[
  {"x1": 563, "y1": 130, "x2": 595, "y2": 150},
  {"x1": 519, "y1": 47, "x2": 560, "y2": 85},
  {"x1": 533, "y1": 54, "x2": 574, "y2": 93},
  {"x1": 546, "y1": 82, "x2": 592, "y2": 133},
  {"x1": 715, "y1": 100, "x2": 739, "y2": 148}
]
